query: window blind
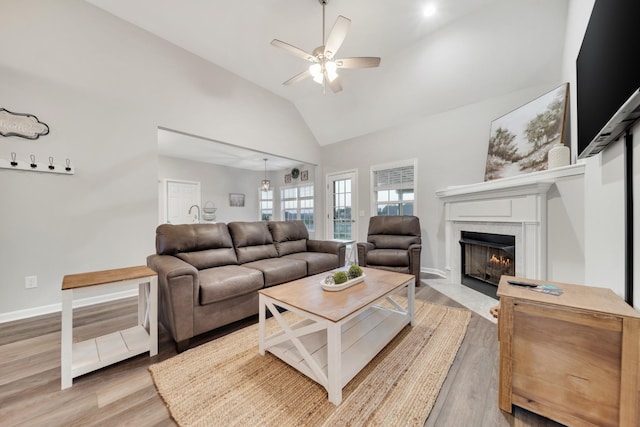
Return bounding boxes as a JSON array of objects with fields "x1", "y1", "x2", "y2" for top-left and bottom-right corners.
[{"x1": 373, "y1": 165, "x2": 414, "y2": 190}]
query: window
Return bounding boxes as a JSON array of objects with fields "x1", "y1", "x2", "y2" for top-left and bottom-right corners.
[
  {"x1": 372, "y1": 160, "x2": 416, "y2": 216},
  {"x1": 281, "y1": 184, "x2": 314, "y2": 233},
  {"x1": 259, "y1": 189, "x2": 273, "y2": 221}
]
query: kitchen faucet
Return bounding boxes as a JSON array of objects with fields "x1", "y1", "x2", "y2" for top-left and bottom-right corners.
[{"x1": 189, "y1": 205, "x2": 200, "y2": 223}]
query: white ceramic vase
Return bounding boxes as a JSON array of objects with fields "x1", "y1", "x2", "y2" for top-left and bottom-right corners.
[{"x1": 548, "y1": 144, "x2": 570, "y2": 169}]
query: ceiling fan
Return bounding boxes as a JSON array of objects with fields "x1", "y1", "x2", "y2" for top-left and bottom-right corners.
[{"x1": 271, "y1": 0, "x2": 381, "y2": 93}]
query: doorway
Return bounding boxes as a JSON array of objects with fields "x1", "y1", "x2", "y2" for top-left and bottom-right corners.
[
  {"x1": 327, "y1": 171, "x2": 358, "y2": 243},
  {"x1": 163, "y1": 179, "x2": 201, "y2": 224}
]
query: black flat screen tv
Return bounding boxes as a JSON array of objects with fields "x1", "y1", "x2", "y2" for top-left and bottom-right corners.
[{"x1": 576, "y1": 0, "x2": 640, "y2": 159}]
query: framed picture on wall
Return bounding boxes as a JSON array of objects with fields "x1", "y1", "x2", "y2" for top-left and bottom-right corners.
[
  {"x1": 484, "y1": 82, "x2": 569, "y2": 181},
  {"x1": 284, "y1": 174, "x2": 291, "y2": 184},
  {"x1": 229, "y1": 193, "x2": 245, "y2": 207},
  {"x1": 301, "y1": 170, "x2": 308, "y2": 181}
]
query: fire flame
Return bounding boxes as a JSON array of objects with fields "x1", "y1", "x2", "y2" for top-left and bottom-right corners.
[{"x1": 489, "y1": 254, "x2": 511, "y2": 267}]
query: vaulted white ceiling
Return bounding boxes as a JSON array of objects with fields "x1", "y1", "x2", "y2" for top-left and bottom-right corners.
[{"x1": 87, "y1": 0, "x2": 568, "y2": 149}]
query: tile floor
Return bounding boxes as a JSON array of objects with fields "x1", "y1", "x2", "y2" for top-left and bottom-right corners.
[{"x1": 422, "y1": 276, "x2": 498, "y2": 323}]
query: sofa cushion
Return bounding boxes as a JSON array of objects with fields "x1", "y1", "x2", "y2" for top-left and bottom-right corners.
[
  {"x1": 156, "y1": 223, "x2": 238, "y2": 269},
  {"x1": 228, "y1": 222, "x2": 278, "y2": 264},
  {"x1": 268, "y1": 221, "x2": 309, "y2": 256},
  {"x1": 242, "y1": 258, "x2": 307, "y2": 287},
  {"x1": 366, "y1": 248, "x2": 410, "y2": 267},
  {"x1": 175, "y1": 248, "x2": 236, "y2": 270},
  {"x1": 282, "y1": 252, "x2": 340, "y2": 276},
  {"x1": 198, "y1": 265, "x2": 264, "y2": 305},
  {"x1": 274, "y1": 239, "x2": 307, "y2": 256}
]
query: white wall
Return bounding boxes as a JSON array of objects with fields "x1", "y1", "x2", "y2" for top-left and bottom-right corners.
[{"x1": 0, "y1": 0, "x2": 320, "y2": 318}]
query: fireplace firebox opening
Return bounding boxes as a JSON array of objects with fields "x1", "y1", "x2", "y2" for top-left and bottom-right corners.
[{"x1": 459, "y1": 231, "x2": 515, "y2": 299}]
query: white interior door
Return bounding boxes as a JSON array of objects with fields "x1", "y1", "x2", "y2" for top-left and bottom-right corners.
[
  {"x1": 326, "y1": 171, "x2": 358, "y2": 242},
  {"x1": 164, "y1": 179, "x2": 201, "y2": 224}
]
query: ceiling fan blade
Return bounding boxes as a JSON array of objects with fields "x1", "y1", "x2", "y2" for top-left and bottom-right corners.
[
  {"x1": 324, "y1": 15, "x2": 351, "y2": 59},
  {"x1": 336, "y1": 57, "x2": 381, "y2": 69},
  {"x1": 326, "y1": 74, "x2": 343, "y2": 93},
  {"x1": 283, "y1": 69, "x2": 311, "y2": 86},
  {"x1": 271, "y1": 39, "x2": 317, "y2": 62}
]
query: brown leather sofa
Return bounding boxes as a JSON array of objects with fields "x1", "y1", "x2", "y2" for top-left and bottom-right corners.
[
  {"x1": 147, "y1": 220, "x2": 345, "y2": 352},
  {"x1": 357, "y1": 216, "x2": 422, "y2": 281}
]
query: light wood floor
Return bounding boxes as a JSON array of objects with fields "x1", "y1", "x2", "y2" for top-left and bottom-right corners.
[{"x1": 0, "y1": 284, "x2": 564, "y2": 426}]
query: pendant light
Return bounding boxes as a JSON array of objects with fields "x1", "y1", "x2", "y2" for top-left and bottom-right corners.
[{"x1": 261, "y1": 158, "x2": 270, "y2": 191}]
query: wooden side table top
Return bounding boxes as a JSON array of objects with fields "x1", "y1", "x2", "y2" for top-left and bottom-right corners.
[
  {"x1": 62, "y1": 265, "x2": 156, "y2": 290},
  {"x1": 497, "y1": 275, "x2": 640, "y2": 318}
]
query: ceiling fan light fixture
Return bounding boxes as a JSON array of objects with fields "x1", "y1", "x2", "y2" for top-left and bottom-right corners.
[
  {"x1": 309, "y1": 63, "x2": 322, "y2": 78},
  {"x1": 309, "y1": 61, "x2": 338, "y2": 85}
]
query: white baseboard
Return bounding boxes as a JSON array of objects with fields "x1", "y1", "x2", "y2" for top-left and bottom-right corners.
[
  {"x1": 0, "y1": 289, "x2": 138, "y2": 324},
  {"x1": 421, "y1": 267, "x2": 447, "y2": 278}
]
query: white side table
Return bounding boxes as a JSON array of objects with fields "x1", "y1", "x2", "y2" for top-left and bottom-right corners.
[{"x1": 60, "y1": 265, "x2": 158, "y2": 389}]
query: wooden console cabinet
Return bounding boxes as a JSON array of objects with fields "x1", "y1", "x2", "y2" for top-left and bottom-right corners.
[{"x1": 497, "y1": 276, "x2": 640, "y2": 426}]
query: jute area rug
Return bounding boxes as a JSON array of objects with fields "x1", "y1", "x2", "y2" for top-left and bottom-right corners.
[{"x1": 149, "y1": 300, "x2": 470, "y2": 427}]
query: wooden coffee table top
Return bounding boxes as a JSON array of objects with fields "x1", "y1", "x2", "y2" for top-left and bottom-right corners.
[{"x1": 259, "y1": 267, "x2": 414, "y2": 322}]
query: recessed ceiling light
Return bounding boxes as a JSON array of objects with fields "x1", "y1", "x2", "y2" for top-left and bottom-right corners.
[{"x1": 423, "y1": 3, "x2": 437, "y2": 18}]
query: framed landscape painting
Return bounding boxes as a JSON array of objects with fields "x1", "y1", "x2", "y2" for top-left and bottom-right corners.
[{"x1": 484, "y1": 83, "x2": 569, "y2": 181}]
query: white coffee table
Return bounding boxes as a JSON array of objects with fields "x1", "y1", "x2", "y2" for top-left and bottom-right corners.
[{"x1": 258, "y1": 267, "x2": 415, "y2": 405}]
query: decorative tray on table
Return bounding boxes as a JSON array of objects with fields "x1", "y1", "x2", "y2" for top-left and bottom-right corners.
[{"x1": 321, "y1": 274, "x2": 366, "y2": 292}]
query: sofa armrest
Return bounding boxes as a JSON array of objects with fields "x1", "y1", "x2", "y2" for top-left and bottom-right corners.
[
  {"x1": 148, "y1": 254, "x2": 198, "y2": 280},
  {"x1": 357, "y1": 242, "x2": 375, "y2": 266},
  {"x1": 147, "y1": 254, "x2": 199, "y2": 343},
  {"x1": 307, "y1": 239, "x2": 347, "y2": 266}
]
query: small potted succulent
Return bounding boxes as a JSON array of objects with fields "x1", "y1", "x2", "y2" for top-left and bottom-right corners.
[
  {"x1": 333, "y1": 271, "x2": 348, "y2": 285},
  {"x1": 347, "y1": 265, "x2": 363, "y2": 279}
]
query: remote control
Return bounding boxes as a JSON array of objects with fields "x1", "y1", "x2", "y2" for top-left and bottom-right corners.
[{"x1": 507, "y1": 280, "x2": 538, "y2": 287}]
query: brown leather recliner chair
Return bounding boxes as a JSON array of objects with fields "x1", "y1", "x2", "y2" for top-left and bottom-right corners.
[{"x1": 357, "y1": 216, "x2": 421, "y2": 282}]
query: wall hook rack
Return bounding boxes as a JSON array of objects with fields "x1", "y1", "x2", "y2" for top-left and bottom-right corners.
[{"x1": 0, "y1": 152, "x2": 74, "y2": 175}]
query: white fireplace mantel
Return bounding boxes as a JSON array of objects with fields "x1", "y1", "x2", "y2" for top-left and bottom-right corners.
[{"x1": 436, "y1": 163, "x2": 585, "y2": 283}]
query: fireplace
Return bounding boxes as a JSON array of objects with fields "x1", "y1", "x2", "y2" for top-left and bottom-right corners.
[
  {"x1": 460, "y1": 231, "x2": 515, "y2": 299},
  {"x1": 438, "y1": 165, "x2": 585, "y2": 295}
]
